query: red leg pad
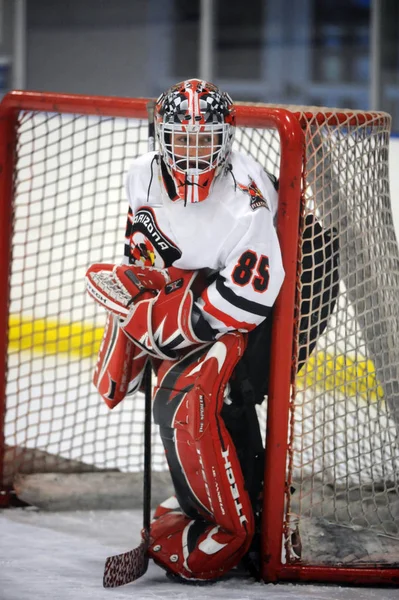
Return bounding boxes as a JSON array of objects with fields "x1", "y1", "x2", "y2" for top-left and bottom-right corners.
[
  {"x1": 149, "y1": 332, "x2": 254, "y2": 580},
  {"x1": 149, "y1": 511, "x2": 252, "y2": 581}
]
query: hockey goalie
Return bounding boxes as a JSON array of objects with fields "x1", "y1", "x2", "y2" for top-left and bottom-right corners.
[{"x1": 86, "y1": 79, "x2": 338, "y2": 583}]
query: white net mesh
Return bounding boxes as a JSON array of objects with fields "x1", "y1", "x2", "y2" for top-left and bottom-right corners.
[
  {"x1": 280, "y1": 109, "x2": 398, "y2": 562},
  {"x1": 2, "y1": 103, "x2": 399, "y2": 569}
]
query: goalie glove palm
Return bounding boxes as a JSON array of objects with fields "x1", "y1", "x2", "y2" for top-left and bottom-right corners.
[{"x1": 86, "y1": 263, "x2": 170, "y2": 317}]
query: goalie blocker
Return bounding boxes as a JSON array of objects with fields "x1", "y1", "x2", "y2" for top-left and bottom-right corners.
[
  {"x1": 87, "y1": 263, "x2": 169, "y2": 408},
  {"x1": 86, "y1": 263, "x2": 215, "y2": 407}
]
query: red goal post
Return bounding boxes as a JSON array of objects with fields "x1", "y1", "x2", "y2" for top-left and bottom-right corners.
[{"x1": 0, "y1": 91, "x2": 398, "y2": 586}]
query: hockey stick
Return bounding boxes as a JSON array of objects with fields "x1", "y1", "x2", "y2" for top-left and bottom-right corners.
[
  {"x1": 103, "y1": 101, "x2": 156, "y2": 588},
  {"x1": 103, "y1": 360, "x2": 152, "y2": 587}
]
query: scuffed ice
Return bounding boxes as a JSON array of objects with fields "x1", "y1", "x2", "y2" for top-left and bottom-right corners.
[{"x1": 1, "y1": 508, "x2": 398, "y2": 600}]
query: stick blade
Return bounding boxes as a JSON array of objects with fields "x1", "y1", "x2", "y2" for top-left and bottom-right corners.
[{"x1": 103, "y1": 539, "x2": 149, "y2": 587}]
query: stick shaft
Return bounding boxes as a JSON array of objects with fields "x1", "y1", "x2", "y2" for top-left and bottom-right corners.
[
  {"x1": 143, "y1": 360, "x2": 152, "y2": 532},
  {"x1": 143, "y1": 99, "x2": 155, "y2": 529}
]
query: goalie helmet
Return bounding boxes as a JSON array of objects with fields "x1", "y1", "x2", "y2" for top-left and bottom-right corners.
[{"x1": 154, "y1": 79, "x2": 236, "y2": 203}]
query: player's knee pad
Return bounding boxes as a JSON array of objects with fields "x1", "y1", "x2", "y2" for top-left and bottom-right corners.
[{"x1": 149, "y1": 332, "x2": 255, "y2": 580}]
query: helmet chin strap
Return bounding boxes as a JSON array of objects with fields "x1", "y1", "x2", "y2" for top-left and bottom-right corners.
[
  {"x1": 184, "y1": 173, "x2": 188, "y2": 206},
  {"x1": 181, "y1": 173, "x2": 207, "y2": 206}
]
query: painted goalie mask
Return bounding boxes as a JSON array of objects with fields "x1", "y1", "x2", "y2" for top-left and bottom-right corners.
[{"x1": 154, "y1": 79, "x2": 236, "y2": 203}]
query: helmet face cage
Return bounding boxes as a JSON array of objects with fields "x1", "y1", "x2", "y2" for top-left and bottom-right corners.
[
  {"x1": 155, "y1": 79, "x2": 235, "y2": 200},
  {"x1": 160, "y1": 122, "x2": 231, "y2": 174}
]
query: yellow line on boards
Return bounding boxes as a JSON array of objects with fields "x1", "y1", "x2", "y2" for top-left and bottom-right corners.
[
  {"x1": 297, "y1": 352, "x2": 384, "y2": 402},
  {"x1": 7, "y1": 315, "x2": 384, "y2": 401},
  {"x1": 8, "y1": 315, "x2": 103, "y2": 358}
]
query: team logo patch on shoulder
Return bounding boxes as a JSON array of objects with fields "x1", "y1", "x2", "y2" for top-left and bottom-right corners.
[
  {"x1": 131, "y1": 207, "x2": 182, "y2": 268},
  {"x1": 238, "y1": 176, "x2": 270, "y2": 211}
]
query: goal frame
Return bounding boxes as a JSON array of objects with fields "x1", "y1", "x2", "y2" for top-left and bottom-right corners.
[{"x1": 0, "y1": 91, "x2": 398, "y2": 586}]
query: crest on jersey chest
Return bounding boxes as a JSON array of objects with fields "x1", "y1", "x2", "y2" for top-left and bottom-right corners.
[
  {"x1": 237, "y1": 176, "x2": 269, "y2": 211},
  {"x1": 130, "y1": 207, "x2": 182, "y2": 268}
]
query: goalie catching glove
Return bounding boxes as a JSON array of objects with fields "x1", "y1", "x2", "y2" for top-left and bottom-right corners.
[
  {"x1": 86, "y1": 263, "x2": 214, "y2": 360},
  {"x1": 86, "y1": 263, "x2": 168, "y2": 317}
]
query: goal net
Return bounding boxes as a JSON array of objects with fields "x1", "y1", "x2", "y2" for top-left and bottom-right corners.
[{"x1": 0, "y1": 93, "x2": 398, "y2": 584}]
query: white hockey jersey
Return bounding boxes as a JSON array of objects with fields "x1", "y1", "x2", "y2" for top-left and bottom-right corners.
[{"x1": 123, "y1": 150, "x2": 285, "y2": 335}]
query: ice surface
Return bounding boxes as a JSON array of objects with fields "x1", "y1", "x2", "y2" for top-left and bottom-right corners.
[{"x1": 1, "y1": 508, "x2": 398, "y2": 600}]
